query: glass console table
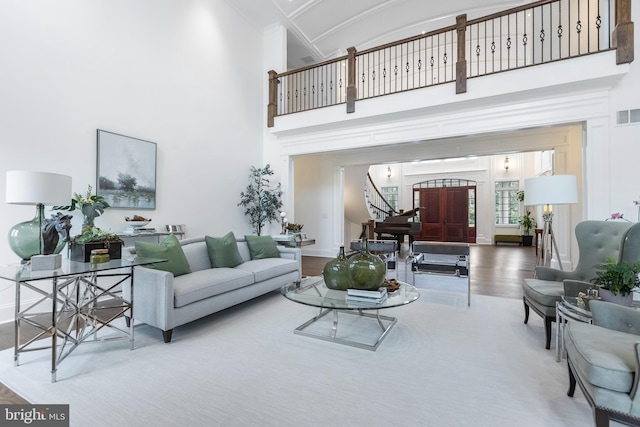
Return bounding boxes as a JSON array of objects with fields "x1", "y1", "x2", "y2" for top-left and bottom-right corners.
[
  {"x1": 281, "y1": 276, "x2": 419, "y2": 351},
  {"x1": 0, "y1": 257, "x2": 165, "y2": 382}
]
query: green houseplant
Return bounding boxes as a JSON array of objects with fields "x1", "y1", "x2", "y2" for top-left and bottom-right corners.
[
  {"x1": 238, "y1": 164, "x2": 283, "y2": 236},
  {"x1": 516, "y1": 191, "x2": 536, "y2": 246},
  {"x1": 591, "y1": 257, "x2": 640, "y2": 305},
  {"x1": 53, "y1": 185, "x2": 110, "y2": 232},
  {"x1": 68, "y1": 226, "x2": 123, "y2": 262},
  {"x1": 518, "y1": 209, "x2": 536, "y2": 246}
]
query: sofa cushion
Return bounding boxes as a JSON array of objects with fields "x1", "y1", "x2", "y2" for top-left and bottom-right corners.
[
  {"x1": 173, "y1": 268, "x2": 255, "y2": 308},
  {"x1": 135, "y1": 235, "x2": 192, "y2": 277},
  {"x1": 205, "y1": 232, "x2": 244, "y2": 268},
  {"x1": 235, "y1": 258, "x2": 299, "y2": 282},
  {"x1": 522, "y1": 278, "x2": 563, "y2": 307},
  {"x1": 565, "y1": 320, "x2": 637, "y2": 394},
  {"x1": 245, "y1": 235, "x2": 280, "y2": 260}
]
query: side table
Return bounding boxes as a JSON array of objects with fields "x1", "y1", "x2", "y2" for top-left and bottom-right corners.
[
  {"x1": 555, "y1": 296, "x2": 592, "y2": 362},
  {"x1": 0, "y1": 256, "x2": 165, "y2": 382}
]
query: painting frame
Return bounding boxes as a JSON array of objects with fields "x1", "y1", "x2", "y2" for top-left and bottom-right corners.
[{"x1": 96, "y1": 129, "x2": 157, "y2": 210}]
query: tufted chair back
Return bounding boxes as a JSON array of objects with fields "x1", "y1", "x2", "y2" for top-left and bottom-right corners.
[
  {"x1": 569, "y1": 220, "x2": 633, "y2": 281},
  {"x1": 620, "y1": 222, "x2": 640, "y2": 264},
  {"x1": 535, "y1": 220, "x2": 632, "y2": 282}
]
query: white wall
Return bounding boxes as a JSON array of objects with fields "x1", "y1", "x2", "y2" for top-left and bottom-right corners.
[{"x1": 0, "y1": 0, "x2": 265, "y2": 322}]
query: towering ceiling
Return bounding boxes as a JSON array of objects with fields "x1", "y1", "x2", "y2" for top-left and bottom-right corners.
[{"x1": 225, "y1": 0, "x2": 537, "y2": 69}]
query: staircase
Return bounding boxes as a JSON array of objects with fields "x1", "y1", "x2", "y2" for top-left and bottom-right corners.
[{"x1": 343, "y1": 166, "x2": 397, "y2": 239}]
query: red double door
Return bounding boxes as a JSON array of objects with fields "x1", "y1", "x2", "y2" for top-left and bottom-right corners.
[{"x1": 415, "y1": 187, "x2": 476, "y2": 243}]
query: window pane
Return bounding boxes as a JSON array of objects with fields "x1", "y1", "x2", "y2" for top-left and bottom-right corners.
[
  {"x1": 495, "y1": 181, "x2": 520, "y2": 225},
  {"x1": 381, "y1": 186, "x2": 398, "y2": 212}
]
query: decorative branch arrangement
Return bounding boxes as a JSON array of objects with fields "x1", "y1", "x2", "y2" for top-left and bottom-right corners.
[{"x1": 238, "y1": 164, "x2": 283, "y2": 236}]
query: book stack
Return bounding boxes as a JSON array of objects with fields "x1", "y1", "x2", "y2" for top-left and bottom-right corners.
[{"x1": 345, "y1": 287, "x2": 388, "y2": 304}]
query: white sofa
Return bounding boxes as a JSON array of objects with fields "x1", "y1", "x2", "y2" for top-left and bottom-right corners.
[{"x1": 124, "y1": 236, "x2": 301, "y2": 342}]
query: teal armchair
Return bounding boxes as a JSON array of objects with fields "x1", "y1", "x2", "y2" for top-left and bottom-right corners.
[
  {"x1": 522, "y1": 220, "x2": 634, "y2": 349},
  {"x1": 565, "y1": 300, "x2": 640, "y2": 426}
]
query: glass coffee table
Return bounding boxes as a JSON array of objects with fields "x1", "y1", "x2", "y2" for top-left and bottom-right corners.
[{"x1": 281, "y1": 276, "x2": 420, "y2": 351}]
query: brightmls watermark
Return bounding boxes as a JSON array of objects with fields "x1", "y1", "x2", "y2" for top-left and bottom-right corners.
[{"x1": 1, "y1": 405, "x2": 69, "y2": 426}]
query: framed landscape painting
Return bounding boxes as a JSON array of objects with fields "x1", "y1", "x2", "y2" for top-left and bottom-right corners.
[{"x1": 96, "y1": 129, "x2": 157, "y2": 209}]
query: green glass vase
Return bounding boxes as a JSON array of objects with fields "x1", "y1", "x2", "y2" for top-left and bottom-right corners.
[
  {"x1": 323, "y1": 246, "x2": 350, "y2": 290},
  {"x1": 8, "y1": 207, "x2": 66, "y2": 261},
  {"x1": 347, "y1": 237, "x2": 385, "y2": 290}
]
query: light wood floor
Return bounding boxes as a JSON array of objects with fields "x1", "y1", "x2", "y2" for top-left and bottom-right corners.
[{"x1": 0, "y1": 243, "x2": 534, "y2": 404}]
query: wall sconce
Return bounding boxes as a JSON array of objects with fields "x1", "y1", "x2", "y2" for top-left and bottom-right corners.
[
  {"x1": 387, "y1": 166, "x2": 392, "y2": 178},
  {"x1": 504, "y1": 157, "x2": 510, "y2": 170}
]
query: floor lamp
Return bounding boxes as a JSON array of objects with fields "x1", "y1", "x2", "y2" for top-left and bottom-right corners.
[
  {"x1": 6, "y1": 171, "x2": 72, "y2": 267},
  {"x1": 524, "y1": 175, "x2": 578, "y2": 271}
]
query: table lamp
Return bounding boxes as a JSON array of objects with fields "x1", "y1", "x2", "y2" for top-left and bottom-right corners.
[
  {"x1": 280, "y1": 211, "x2": 287, "y2": 234},
  {"x1": 524, "y1": 174, "x2": 578, "y2": 270},
  {"x1": 6, "y1": 171, "x2": 72, "y2": 267}
]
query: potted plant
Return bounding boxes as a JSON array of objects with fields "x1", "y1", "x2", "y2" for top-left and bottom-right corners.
[
  {"x1": 518, "y1": 209, "x2": 536, "y2": 246},
  {"x1": 238, "y1": 164, "x2": 283, "y2": 236},
  {"x1": 68, "y1": 227, "x2": 124, "y2": 262},
  {"x1": 591, "y1": 257, "x2": 640, "y2": 306},
  {"x1": 53, "y1": 185, "x2": 110, "y2": 232}
]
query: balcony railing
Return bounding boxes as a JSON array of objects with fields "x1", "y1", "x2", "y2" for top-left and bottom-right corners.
[{"x1": 267, "y1": 0, "x2": 633, "y2": 127}]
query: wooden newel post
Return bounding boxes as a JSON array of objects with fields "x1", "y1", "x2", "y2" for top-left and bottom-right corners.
[
  {"x1": 613, "y1": 0, "x2": 634, "y2": 64},
  {"x1": 267, "y1": 70, "x2": 279, "y2": 128},
  {"x1": 346, "y1": 47, "x2": 357, "y2": 113},
  {"x1": 455, "y1": 14, "x2": 468, "y2": 94}
]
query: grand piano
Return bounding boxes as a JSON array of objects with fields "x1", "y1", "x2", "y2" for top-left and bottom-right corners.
[{"x1": 373, "y1": 207, "x2": 422, "y2": 248}]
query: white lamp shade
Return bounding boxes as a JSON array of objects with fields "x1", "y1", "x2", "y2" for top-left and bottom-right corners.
[
  {"x1": 6, "y1": 171, "x2": 72, "y2": 205},
  {"x1": 524, "y1": 174, "x2": 578, "y2": 206}
]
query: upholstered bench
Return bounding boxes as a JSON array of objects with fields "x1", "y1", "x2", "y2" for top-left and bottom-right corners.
[{"x1": 494, "y1": 234, "x2": 522, "y2": 245}]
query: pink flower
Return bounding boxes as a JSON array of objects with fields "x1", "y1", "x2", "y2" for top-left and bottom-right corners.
[{"x1": 610, "y1": 212, "x2": 624, "y2": 220}]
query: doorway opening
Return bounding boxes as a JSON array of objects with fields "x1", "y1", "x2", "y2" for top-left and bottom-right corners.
[{"x1": 413, "y1": 178, "x2": 477, "y2": 243}]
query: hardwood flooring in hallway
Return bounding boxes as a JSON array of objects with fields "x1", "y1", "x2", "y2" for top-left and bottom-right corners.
[{"x1": 302, "y1": 243, "x2": 537, "y2": 300}]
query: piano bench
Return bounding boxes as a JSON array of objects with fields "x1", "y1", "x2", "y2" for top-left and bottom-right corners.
[{"x1": 493, "y1": 234, "x2": 523, "y2": 245}]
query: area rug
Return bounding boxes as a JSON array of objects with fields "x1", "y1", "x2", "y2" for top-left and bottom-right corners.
[{"x1": 0, "y1": 279, "x2": 595, "y2": 427}]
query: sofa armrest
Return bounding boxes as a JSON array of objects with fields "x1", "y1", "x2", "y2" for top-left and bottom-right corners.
[
  {"x1": 277, "y1": 246, "x2": 301, "y2": 260},
  {"x1": 590, "y1": 300, "x2": 640, "y2": 335},
  {"x1": 277, "y1": 246, "x2": 302, "y2": 275},
  {"x1": 129, "y1": 266, "x2": 175, "y2": 331}
]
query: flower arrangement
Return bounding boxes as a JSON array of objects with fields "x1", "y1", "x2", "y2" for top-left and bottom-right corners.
[
  {"x1": 286, "y1": 223, "x2": 304, "y2": 233},
  {"x1": 54, "y1": 185, "x2": 110, "y2": 231}
]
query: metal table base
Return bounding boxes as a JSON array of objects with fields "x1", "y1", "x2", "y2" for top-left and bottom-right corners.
[{"x1": 293, "y1": 307, "x2": 398, "y2": 351}]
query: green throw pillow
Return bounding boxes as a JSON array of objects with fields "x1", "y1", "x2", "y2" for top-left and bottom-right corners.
[
  {"x1": 205, "y1": 232, "x2": 244, "y2": 268},
  {"x1": 135, "y1": 234, "x2": 192, "y2": 276},
  {"x1": 245, "y1": 235, "x2": 281, "y2": 260}
]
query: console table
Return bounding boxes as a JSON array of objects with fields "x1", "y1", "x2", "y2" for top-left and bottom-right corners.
[
  {"x1": 272, "y1": 235, "x2": 315, "y2": 248},
  {"x1": 0, "y1": 257, "x2": 165, "y2": 382}
]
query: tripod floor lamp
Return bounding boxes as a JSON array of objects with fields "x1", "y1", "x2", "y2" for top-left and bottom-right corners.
[{"x1": 524, "y1": 174, "x2": 578, "y2": 271}]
